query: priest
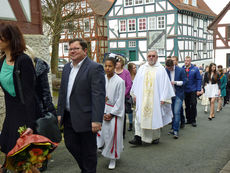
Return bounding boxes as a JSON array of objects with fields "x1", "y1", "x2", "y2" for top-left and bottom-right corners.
[{"x1": 129, "y1": 50, "x2": 175, "y2": 145}]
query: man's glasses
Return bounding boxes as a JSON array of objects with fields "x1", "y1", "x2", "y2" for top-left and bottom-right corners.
[{"x1": 68, "y1": 48, "x2": 82, "y2": 52}]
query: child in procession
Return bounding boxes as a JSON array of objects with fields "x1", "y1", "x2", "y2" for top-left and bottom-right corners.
[{"x1": 97, "y1": 57, "x2": 125, "y2": 170}]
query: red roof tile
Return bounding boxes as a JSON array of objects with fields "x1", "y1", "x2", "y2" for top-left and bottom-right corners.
[
  {"x1": 169, "y1": 0, "x2": 216, "y2": 17},
  {"x1": 87, "y1": 0, "x2": 115, "y2": 16}
]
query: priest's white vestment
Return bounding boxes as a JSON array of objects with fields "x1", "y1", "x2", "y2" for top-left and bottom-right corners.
[
  {"x1": 97, "y1": 74, "x2": 125, "y2": 159},
  {"x1": 131, "y1": 62, "x2": 175, "y2": 143}
]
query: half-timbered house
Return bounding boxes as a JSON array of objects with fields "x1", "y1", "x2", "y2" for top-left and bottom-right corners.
[
  {"x1": 59, "y1": 0, "x2": 114, "y2": 63},
  {"x1": 208, "y1": 1, "x2": 230, "y2": 67},
  {"x1": 106, "y1": 0, "x2": 216, "y2": 64}
]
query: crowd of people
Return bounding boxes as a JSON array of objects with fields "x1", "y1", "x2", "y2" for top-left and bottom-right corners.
[{"x1": 0, "y1": 22, "x2": 230, "y2": 173}]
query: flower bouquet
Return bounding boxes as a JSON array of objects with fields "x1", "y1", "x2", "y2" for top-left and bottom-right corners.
[{"x1": 5, "y1": 126, "x2": 58, "y2": 172}]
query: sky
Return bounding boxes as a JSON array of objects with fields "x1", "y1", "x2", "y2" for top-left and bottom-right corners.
[{"x1": 203, "y1": 0, "x2": 230, "y2": 14}]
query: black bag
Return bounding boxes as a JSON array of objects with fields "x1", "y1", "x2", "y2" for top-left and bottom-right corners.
[
  {"x1": 125, "y1": 96, "x2": 133, "y2": 114},
  {"x1": 36, "y1": 112, "x2": 62, "y2": 143}
]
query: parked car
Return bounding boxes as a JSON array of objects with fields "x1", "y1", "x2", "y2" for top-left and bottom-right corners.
[{"x1": 58, "y1": 58, "x2": 68, "y2": 71}]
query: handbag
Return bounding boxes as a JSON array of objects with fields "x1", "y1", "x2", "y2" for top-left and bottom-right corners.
[
  {"x1": 125, "y1": 96, "x2": 133, "y2": 114},
  {"x1": 36, "y1": 112, "x2": 62, "y2": 143}
]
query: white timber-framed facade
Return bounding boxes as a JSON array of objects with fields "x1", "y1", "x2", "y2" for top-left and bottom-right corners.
[
  {"x1": 208, "y1": 1, "x2": 230, "y2": 68},
  {"x1": 106, "y1": 0, "x2": 216, "y2": 64}
]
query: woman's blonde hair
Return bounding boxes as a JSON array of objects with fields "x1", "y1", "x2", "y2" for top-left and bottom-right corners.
[
  {"x1": 25, "y1": 45, "x2": 35, "y2": 66},
  {"x1": 116, "y1": 55, "x2": 125, "y2": 67}
]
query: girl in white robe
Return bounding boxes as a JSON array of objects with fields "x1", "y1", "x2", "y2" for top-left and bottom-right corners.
[{"x1": 97, "y1": 57, "x2": 125, "y2": 169}]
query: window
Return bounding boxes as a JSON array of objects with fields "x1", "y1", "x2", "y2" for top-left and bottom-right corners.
[
  {"x1": 119, "y1": 20, "x2": 126, "y2": 32},
  {"x1": 138, "y1": 18, "x2": 146, "y2": 31},
  {"x1": 204, "y1": 21, "x2": 207, "y2": 32},
  {"x1": 64, "y1": 44, "x2": 68, "y2": 53},
  {"x1": 227, "y1": 25, "x2": 230, "y2": 39},
  {"x1": 128, "y1": 19, "x2": 136, "y2": 32},
  {"x1": 192, "y1": 0, "x2": 197, "y2": 6},
  {"x1": 135, "y1": 0, "x2": 143, "y2": 5},
  {"x1": 203, "y1": 42, "x2": 207, "y2": 53},
  {"x1": 129, "y1": 41, "x2": 136, "y2": 47},
  {"x1": 148, "y1": 17, "x2": 156, "y2": 30},
  {"x1": 194, "y1": 18, "x2": 198, "y2": 31},
  {"x1": 184, "y1": 0, "x2": 188, "y2": 4},
  {"x1": 125, "y1": 0, "x2": 133, "y2": 6},
  {"x1": 157, "y1": 16, "x2": 165, "y2": 29},
  {"x1": 194, "y1": 42, "x2": 197, "y2": 54},
  {"x1": 84, "y1": 19, "x2": 90, "y2": 32},
  {"x1": 157, "y1": 49, "x2": 165, "y2": 56},
  {"x1": 146, "y1": 0, "x2": 154, "y2": 3}
]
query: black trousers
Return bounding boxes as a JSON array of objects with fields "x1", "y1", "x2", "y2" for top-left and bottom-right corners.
[
  {"x1": 184, "y1": 91, "x2": 197, "y2": 123},
  {"x1": 63, "y1": 111, "x2": 97, "y2": 173}
]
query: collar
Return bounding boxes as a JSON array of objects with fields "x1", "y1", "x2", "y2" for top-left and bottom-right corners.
[{"x1": 70, "y1": 56, "x2": 86, "y2": 68}]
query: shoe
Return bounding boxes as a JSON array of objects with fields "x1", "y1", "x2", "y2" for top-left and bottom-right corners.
[
  {"x1": 173, "y1": 131, "x2": 179, "y2": 139},
  {"x1": 180, "y1": 123, "x2": 185, "y2": 129},
  {"x1": 186, "y1": 121, "x2": 192, "y2": 124},
  {"x1": 191, "y1": 122, "x2": 197, "y2": 127},
  {"x1": 168, "y1": 129, "x2": 174, "y2": 135},
  {"x1": 128, "y1": 124, "x2": 133, "y2": 131},
  {"x1": 152, "y1": 138, "x2": 160, "y2": 144},
  {"x1": 108, "y1": 159, "x2": 116, "y2": 170},
  {"x1": 208, "y1": 117, "x2": 212, "y2": 121},
  {"x1": 129, "y1": 135, "x2": 142, "y2": 145},
  {"x1": 216, "y1": 109, "x2": 220, "y2": 112},
  {"x1": 204, "y1": 110, "x2": 208, "y2": 114}
]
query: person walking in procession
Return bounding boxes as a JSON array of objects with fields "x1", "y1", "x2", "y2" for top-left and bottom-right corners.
[
  {"x1": 165, "y1": 59, "x2": 186, "y2": 139},
  {"x1": 97, "y1": 57, "x2": 125, "y2": 170},
  {"x1": 129, "y1": 50, "x2": 175, "y2": 145},
  {"x1": 182, "y1": 56, "x2": 202, "y2": 127},
  {"x1": 57, "y1": 38, "x2": 105, "y2": 173}
]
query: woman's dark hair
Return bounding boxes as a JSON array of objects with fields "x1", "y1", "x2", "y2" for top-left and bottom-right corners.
[
  {"x1": 0, "y1": 22, "x2": 26, "y2": 61},
  {"x1": 208, "y1": 63, "x2": 217, "y2": 81},
  {"x1": 128, "y1": 63, "x2": 135, "y2": 74},
  {"x1": 105, "y1": 57, "x2": 117, "y2": 67}
]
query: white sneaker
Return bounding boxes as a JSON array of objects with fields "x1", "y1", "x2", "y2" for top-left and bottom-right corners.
[{"x1": 108, "y1": 159, "x2": 116, "y2": 170}]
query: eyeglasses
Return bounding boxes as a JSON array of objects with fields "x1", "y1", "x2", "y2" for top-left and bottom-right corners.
[
  {"x1": 148, "y1": 55, "x2": 157, "y2": 58},
  {"x1": 68, "y1": 48, "x2": 82, "y2": 52}
]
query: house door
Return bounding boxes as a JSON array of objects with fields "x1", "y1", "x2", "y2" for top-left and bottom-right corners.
[
  {"x1": 129, "y1": 50, "x2": 137, "y2": 61},
  {"x1": 227, "y1": 53, "x2": 230, "y2": 67}
]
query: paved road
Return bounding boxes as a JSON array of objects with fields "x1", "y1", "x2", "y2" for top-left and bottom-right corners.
[{"x1": 1, "y1": 102, "x2": 230, "y2": 173}]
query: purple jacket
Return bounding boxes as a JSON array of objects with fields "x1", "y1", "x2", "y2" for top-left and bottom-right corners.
[{"x1": 117, "y1": 69, "x2": 132, "y2": 97}]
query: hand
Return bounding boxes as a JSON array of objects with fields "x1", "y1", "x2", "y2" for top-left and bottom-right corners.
[
  {"x1": 21, "y1": 128, "x2": 33, "y2": 137},
  {"x1": 218, "y1": 90, "x2": 221, "y2": 96},
  {"x1": 133, "y1": 96, "x2": 136, "y2": 103},
  {"x1": 196, "y1": 91, "x2": 201, "y2": 96},
  {"x1": 57, "y1": 116, "x2": 62, "y2": 125},
  {"x1": 171, "y1": 81, "x2": 176, "y2": 85},
  {"x1": 161, "y1": 101, "x2": 165, "y2": 105},
  {"x1": 92, "y1": 122, "x2": 101, "y2": 133},
  {"x1": 104, "y1": 114, "x2": 113, "y2": 121}
]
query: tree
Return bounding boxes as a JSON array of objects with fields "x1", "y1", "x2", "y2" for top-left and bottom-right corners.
[{"x1": 41, "y1": 0, "x2": 82, "y2": 75}]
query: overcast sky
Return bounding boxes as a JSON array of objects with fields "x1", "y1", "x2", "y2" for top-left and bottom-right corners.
[{"x1": 203, "y1": 0, "x2": 229, "y2": 14}]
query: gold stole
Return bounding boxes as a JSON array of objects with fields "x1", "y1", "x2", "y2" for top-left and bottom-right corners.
[{"x1": 141, "y1": 66, "x2": 156, "y2": 129}]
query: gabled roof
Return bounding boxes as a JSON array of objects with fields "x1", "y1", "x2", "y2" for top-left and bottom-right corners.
[
  {"x1": 169, "y1": 0, "x2": 216, "y2": 18},
  {"x1": 208, "y1": 1, "x2": 230, "y2": 30},
  {"x1": 87, "y1": 0, "x2": 115, "y2": 16}
]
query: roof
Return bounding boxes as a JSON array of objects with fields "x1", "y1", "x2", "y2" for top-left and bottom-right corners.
[
  {"x1": 169, "y1": 0, "x2": 216, "y2": 18},
  {"x1": 208, "y1": 1, "x2": 230, "y2": 30},
  {"x1": 87, "y1": 0, "x2": 115, "y2": 16}
]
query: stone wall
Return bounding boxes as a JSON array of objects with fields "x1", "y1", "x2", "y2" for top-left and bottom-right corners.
[{"x1": 0, "y1": 34, "x2": 51, "y2": 131}]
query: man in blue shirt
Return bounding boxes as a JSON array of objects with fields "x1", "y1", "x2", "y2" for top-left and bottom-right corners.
[{"x1": 182, "y1": 56, "x2": 202, "y2": 127}]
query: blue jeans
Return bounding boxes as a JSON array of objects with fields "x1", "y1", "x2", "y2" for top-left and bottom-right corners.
[{"x1": 172, "y1": 96, "x2": 183, "y2": 132}]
